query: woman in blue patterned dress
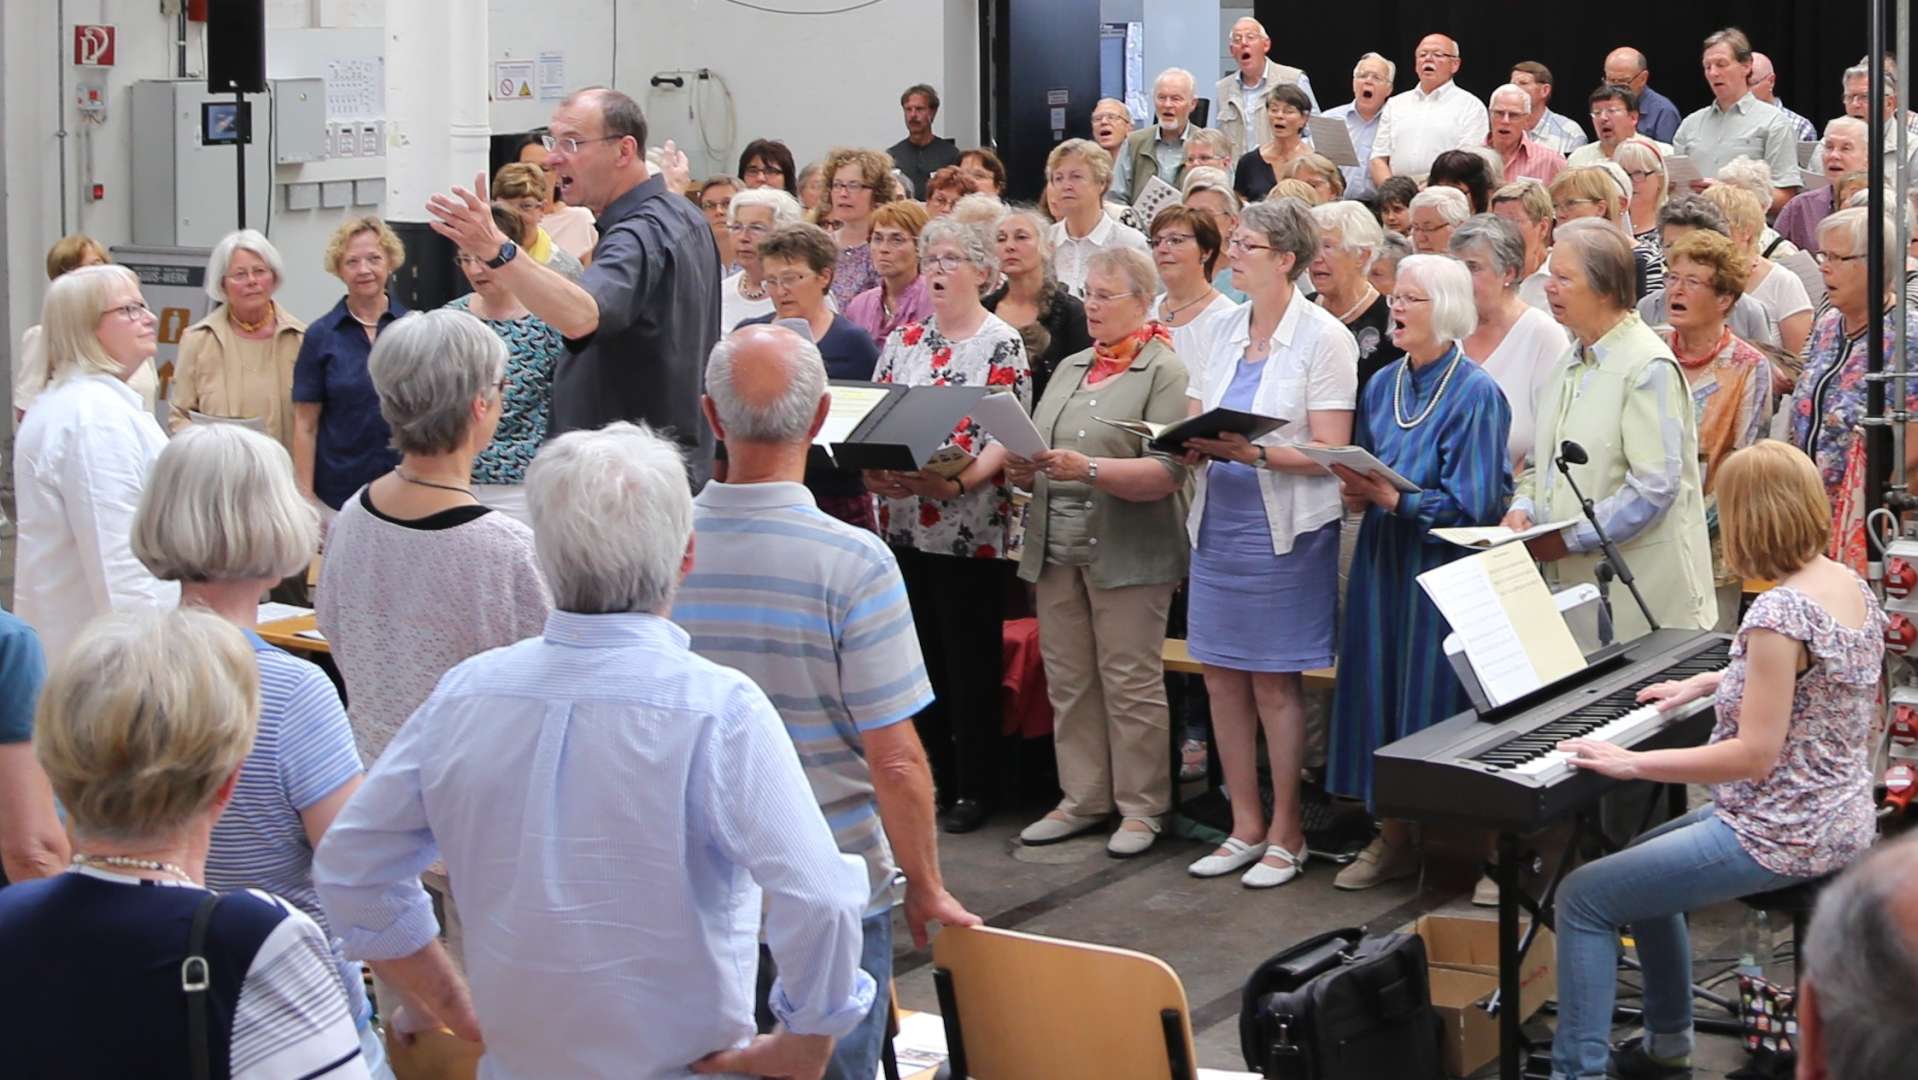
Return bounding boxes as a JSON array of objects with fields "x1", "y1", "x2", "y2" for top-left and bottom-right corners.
[
  {"x1": 443, "y1": 204, "x2": 563, "y2": 525},
  {"x1": 1326, "y1": 254, "x2": 1513, "y2": 891}
]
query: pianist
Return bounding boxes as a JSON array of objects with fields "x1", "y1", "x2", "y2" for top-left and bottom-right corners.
[
  {"x1": 1546, "y1": 441, "x2": 1884, "y2": 1080},
  {"x1": 1500, "y1": 218, "x2": 1717, "y2": 640}
]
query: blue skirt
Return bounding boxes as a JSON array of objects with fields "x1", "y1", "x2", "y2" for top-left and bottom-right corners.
[{"x1": 1187, "y1": 515, "x2": 1340, "y2": 673}]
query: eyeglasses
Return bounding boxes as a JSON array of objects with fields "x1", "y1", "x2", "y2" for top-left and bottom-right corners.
[
  {"x1": 1085, "y1": 290, "x2": 1138, "y2": 307},
  {"x1": 1414, "y1": 50, "x2": 1458, "y2": 61},
  {"x1": 225, "y1": 267, "x2": 273, "y2": 284},
  {"x1": 1409, "y1": 221, "x2": 1451, "y2": 235},
  {"x1": 1490, "y1": 109, "x2": 1528, "y2": 122},
  {"x1": 540, "y1": 133, "x2": 622, "y2": 155},
  {"x1": 1386, "y1": 294, "x2": 1433, "y2": 309},
  {"x1": 923, "y1": 254, "x2": 971, "y2": 274},
  {"x1": 764, "y1": 273, "x2": 817, "y2": 291},
  {"x1": 1843, "y1": 92, "x2": 1873, "y2": 105},
  {"x1": 1590, "y1": 106, "x2": 1631, "y2": 119},
  {"x1": 1665, "y1": 273, "x2": 1714, "y2": 292},
  {"x1": 342, "y1": 254, "x2": 388, "y2": 272},
  {"x1": 102, "y1": 300, "x2": 154, "y2": 321},
  {"x1": 726, "y1": 221, "x2": 771, "y2": 236},
  {"x1": 1227, "y1": 31, "x2": 1265, "y2": 44},
  {"x1": 1814, "y1": 251, "x2": 1868, "y2": 266},
  {"x1": 742, "y1": 164, "x2": 785, "y2": 180},
  {"x1": 1624, "y1": 169, "x2": 1660, "y2": 181},
  {"x1": 1226, "y1": 236, "x2": 1273, "y2": 253},
  {"x1": 830, "y1": 180, "x2": 872, "y2": 194},
  {"x1": 700, "y1": 198, "x2": 732, "y2": 212},
  {"x1": 1149, "y1": 233, "x2": 1196, "y2": 250},
  {"x1": 869, "y1": 231, "x2": 915, "y2": 249}
]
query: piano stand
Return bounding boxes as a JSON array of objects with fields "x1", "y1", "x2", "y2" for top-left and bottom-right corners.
[{"x1": 1487, "y1": 788, "x2": 1747, "y2": 1078}]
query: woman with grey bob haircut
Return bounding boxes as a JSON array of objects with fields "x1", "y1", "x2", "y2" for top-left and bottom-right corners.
[
  {"x1": 133, "y1": 424, "x2": 319, "y2": 584},
  {"x1": 705, "y1": 324, "x2": 828, "y2": 443},
  {"x1": 171, "y1": 228, "x2": 309, "y2": 451},
  {"x1": 1237, "y1": 197, "x2": 1319, "y2": 282},
  {"x1": 0, "y1": 608, "x2": 372, "y2": 1076},
  {"x1": 1451, "y1": 213, "x2": 1571, "y2": 467},
  {"x1": 317, "y1": 306, "x2": 550, "y2": 765},
  {"x1": 526, "y1": 421, "x2": 693, "y2": 615},
  {"x1": 918, "y1": 215, "x2": 998, "y2": 287}
]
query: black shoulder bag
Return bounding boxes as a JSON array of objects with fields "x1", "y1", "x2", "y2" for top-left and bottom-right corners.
[{"x1": 183, "y1": 892, "x2": 222, "y2": 1080}]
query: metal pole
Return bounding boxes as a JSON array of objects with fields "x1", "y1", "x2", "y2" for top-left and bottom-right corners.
[
  {"x1": 1895, "y1": 0, "x2": 1911, "y2": 493},
  {"x1": 234, "y1": 91, "x2": 246, "y2": 229},
  {"x1": 1868, "y1": 0, "x2": 1889, "y2": 547}
]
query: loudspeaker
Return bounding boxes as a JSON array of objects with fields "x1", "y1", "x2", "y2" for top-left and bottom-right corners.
[{"x1": 205, "y1": 0, "x2": 266, "y2": 94}]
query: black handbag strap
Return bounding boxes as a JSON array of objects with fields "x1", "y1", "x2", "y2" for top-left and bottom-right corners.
[{"x1": 183, "y1": 892, "x2": 221, "y2": 1080}]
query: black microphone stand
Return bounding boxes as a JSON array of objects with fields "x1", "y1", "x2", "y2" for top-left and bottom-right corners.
[{"x1": 1554, "y1": 444, "x2": 1659, "y2": 638}]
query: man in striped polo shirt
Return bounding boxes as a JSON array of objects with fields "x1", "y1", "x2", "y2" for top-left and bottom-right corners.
[{"x1": 678, "y1": 323, "x2": 980, "y2": 1080}]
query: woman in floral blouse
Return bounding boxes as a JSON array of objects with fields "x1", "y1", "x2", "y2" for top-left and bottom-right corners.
[
  {"x1": 1787, "y1": 208, "x2": 1918, "y2": 575},
  {"x1": 1547, "y1": 440, "x2": 1884, "y2": 1080},
  {"x1": 1662, "y1": 230, "x2": 1771, "y2": 629},
  {"x1": 866, "y1": 216, "x2": 1031, "y2": 834}
]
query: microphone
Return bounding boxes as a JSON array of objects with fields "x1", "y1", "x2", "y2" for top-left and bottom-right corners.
[{"x1": 1553, "y1": 440, "x2": 1660, "y2": 637}]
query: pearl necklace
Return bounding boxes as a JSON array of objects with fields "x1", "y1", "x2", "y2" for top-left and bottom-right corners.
[
  {"x1": 738, "y1": 277, "x2": 767, "y2": 302},
  {"x1": 72, "y1": 852, "x2": 195, "y2": 884},
  {"x1": 1393, "y1": 347, "x2": 1465, "y2": 430}
]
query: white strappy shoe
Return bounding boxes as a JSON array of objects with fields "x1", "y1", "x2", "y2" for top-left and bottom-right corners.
[
  {"x1": 1240, "y1": 842, "x2": 1309, "y2": 889},
  {"x1": 1187, "y1": 836, "x2": 1268, "y2": 878}
]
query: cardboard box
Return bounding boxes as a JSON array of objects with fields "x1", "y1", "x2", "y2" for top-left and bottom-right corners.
[{"x1": 1415, "y1": 914, "x2": 1559, "y2": 1078}]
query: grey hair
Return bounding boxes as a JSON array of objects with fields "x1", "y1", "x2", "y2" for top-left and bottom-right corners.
[
  {"x1": 951, "y1": 192, "x2": 1010, "y2": 232},
  {"x1": 205, "y1": 229, "x2": 286, "y2": 303},
  {"x1": 1800, "y1": 831, "x2": 1918, "y2": 1080},
  {"x1": 727, "y1": 187, "x2": 804, "y2": 226},
  {"x1": 1310, "y1": 200, "x2": 1384, "y2": 259},
  {"x1": 133, "y1": 424, "x2": 319, "y2": 583},
  {"x1": 994, "y1": 205, "x2": 1057, "y2": 266},
  {"x1": 1181, "y1": 167, "x2": 1240, "y2": 212},
  {"x1": 1354, "y1": 51, "x2": 1397, "y2": 85},
  {"x1": 1086, "y1": 246, "x2": 1159, "y2": 301},
  {"x1": 1154, "y1": 68, "x2": 1196, "y2": 96},
  {"x1": 1554, "y1": 218, "x2": 1638, "y2": 310},
  {"x1": 1185, "y1": 128, "x2": 1234, "y2": 162},
  {"x1": 1449, "y1": 213, "x2": 1528, "y2": 288},
  {"x1": 1842, "y1": 58, "x2": 1898, "y2": 95},
  {"x1": 1468, "y1": 144, "x2": 1506, "y2": 179},
  {"x1": 524, "y1": 422, "x2": 690, "y2": 615},
  {"x1": 1376, "y1": 231, "x2": 1413, "y2": 266},
  {"x1": 1714, "y1": 156, "x2": 1774, "y2": 200},
  {"x1": 705, "y1": 324, "x2": 828, "y2": 443},
  {"x1": 1240, "y1": 197, "x2": 1320, "y2": 281},
  {"x1": 368, "y1": 310, "x2": 507, "y2": 456},
  {"x1": 1410, "y1": 186, "x2": 1472, "y2": 226},
  {"x1": 1817, "y1": 206, "x2": 1903, "y2": 286},
  {"x1": 1825, "y1": 115, "x2": 1869, "y2": 141},
  {"x1": 1657, "y1": 193, "x2": 1730, "y2": 236},
  {"x1": 1394, "y1": 254, "x2": 1478, "y2": 341},
  {"x1": 919, "y1": 215, "x2": 998, "y2": 279},
  {"x1": 1488, "y1": 83, "x2": 1532, "y2": 112}
]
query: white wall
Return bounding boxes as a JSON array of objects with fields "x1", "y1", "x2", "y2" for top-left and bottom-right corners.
[
  {"x1": 1141, "y1": 0, "x2": 1220, "y2": 116},
  {"x1": 4, "y1": 0, "x2": 977, "y2": 360},
  {"x1": 619, "y1": 0, "x2": 979, "y2": 177}
]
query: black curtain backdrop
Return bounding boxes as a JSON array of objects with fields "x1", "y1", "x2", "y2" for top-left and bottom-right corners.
[{"x1": 1250, "y1": 2, "x2": 1911, "y2": 135}]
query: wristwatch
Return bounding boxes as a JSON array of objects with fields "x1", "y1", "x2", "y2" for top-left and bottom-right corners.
[
  {"x1": 1248, "y1": 446, "x2": 1267, "y2": 469},
  {"x1": 485, "y1": 241, "x2": 519, "y2": 269},
  {"x1": 1086, "y1": 459, "x2": 1101, "y2": 483}
]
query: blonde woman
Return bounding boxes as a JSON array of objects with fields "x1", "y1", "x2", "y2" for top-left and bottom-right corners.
[
  {"x1": 169, "y1": 230, "x2": 307, "y2": 450},
  {"x1": 12, "y1": 235, "x2": 155, "y2": 421},
  {"x1": 13, "y1": 265, "x2": 179, "y2": 663},
  {"x1": 1615, "y1": 139, "x2": 1669, "y2": 292},
  {"x1": 0, "y1": 609, "x2": 425, "y2": 1075},
  {"x1": 1703, "y1": 184, "x2": 1813, "y2": 360},
  {"x1": 491, "y1": 162, "x2": 585, "y2": 277}
]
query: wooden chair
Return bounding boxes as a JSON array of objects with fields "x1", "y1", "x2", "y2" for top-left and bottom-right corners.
[{"x1": 929, "y1": 925, "x2": 1201, "y2": 1080}]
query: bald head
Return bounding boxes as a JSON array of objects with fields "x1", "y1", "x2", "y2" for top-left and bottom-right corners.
[
  {"x1": 1413, "y1": 34, "x2": 1461, "y2": 92},
  {"x1": 1749, "y1": 51, "x2": 1780, "y2": 101},
  {"x1": 1604, "y1": 47, "x2": 1651, "y2": 92},
  {"x1": 703, "y1": 323, "x2": 829, "y2": 444}
]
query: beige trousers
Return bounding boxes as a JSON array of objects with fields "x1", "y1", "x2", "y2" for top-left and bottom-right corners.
[{"x1": 1036, "y1": 562, "x2": 1177, "y2": 820}]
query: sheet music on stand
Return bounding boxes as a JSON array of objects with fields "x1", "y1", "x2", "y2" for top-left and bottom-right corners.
[{"x1": 1417, "y1": 545, "x2": 1588, "y2": 707}]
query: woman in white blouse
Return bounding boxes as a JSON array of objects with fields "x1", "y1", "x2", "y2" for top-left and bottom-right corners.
[
  {"x1": 1703, "y1": 184, "x2": 1814, "y2": 361},
  {"x1": 864, "y1": 217, "x2": 1032, "y2": 834},
  {"x1": 1178, "y1": 199, "x2": 1358, "y2": 890},
  {"x1": 1451, "y1": 215, "x2": 1570, "y2": 469},
  {"x1": 12, "y1": 265, "x2": 179, "y2": 663},
  {"x1": 719, "y1": 188, "x2": 804, "y2": 334},
  {"x1": 1146, "y1": 204, "x2": 1238, "y2": 359}
]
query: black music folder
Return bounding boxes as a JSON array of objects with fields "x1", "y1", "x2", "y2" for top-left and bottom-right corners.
[{"x1": 821, "y1": 381, "x2": 990, "y2": 472}]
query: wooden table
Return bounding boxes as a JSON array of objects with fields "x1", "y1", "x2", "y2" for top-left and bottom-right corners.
[{"x1": 257, "y1": 612, "x2": 330, "y2": 656}]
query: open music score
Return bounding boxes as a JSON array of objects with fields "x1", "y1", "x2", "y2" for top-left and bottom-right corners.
[{"x1": 1417, "y1": 544, "x2": 1587, "y2": 707}]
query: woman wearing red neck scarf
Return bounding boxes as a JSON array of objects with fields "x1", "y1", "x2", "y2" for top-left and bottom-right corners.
[{"x1": 1004, "y1": 247, "x2": 1192, "y2": 859}]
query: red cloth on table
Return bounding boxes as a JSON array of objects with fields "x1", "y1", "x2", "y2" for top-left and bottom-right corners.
[{"x1": 1000, "y1": 617, "x2": 1053, "y2": 738}]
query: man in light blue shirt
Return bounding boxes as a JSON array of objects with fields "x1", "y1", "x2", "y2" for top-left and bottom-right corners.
[
  {"x1": 1671, "y1": 28, "x2": 1802, "y2": 213},
  {"x1": 314, "y1": 421, "x2": 874, "y2": 1080},
  {"x1": 678, "y1": 324, "x2": 979, "y2": 1080},
  {"x1": 1323, "y1": 52, "x2": 1393, "y2": 198}
]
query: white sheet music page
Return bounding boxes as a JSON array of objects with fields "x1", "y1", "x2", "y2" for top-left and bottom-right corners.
[{"x1": 1417, "y1": 545, "x2": 1586, "y2": 706}]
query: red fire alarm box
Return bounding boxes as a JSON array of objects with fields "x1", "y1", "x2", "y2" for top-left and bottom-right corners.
[{"x1": 74, "y1": 24, "x2": 116, "y2": 67}]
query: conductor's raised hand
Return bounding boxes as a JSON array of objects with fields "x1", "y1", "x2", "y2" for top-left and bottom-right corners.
[{"x1": 426, "y1": 172, "x2": 509, "y2": 260}]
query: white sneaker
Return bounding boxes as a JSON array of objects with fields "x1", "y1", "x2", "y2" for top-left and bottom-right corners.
[
  {"x1": 1241, "y1": 843, "x2": 1309, "y2": 889},
  {"x1": 1188, "y1": 836, "x2": 1268, "y2": 878}
]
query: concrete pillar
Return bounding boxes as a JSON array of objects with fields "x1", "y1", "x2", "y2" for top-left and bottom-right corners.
[{"x1": 384, "y1": 0, "x2": 489, "y2": 310}]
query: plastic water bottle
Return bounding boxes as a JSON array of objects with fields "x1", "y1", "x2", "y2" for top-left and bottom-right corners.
[{"x1": 1737, "y1": 908, "x2": 1773, "y2": 980}]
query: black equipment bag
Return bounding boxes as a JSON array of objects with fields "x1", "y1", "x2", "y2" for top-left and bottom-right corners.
[{"x1": 1239, "y1": 926, "x2": 1446, "y2": 1080}]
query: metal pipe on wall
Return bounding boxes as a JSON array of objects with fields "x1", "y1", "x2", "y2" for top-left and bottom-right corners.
[
  {"x1": 1894, "y1": 0, "x2": 1911, "y2": 493},
  {"x1": 55, "y1": 0, "x2": 69, "y2": 236},
  {"x1": 1866, "y1": 0, "x2": 1889, "y2": 552}
]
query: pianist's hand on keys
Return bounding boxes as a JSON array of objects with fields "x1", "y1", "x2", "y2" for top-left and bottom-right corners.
[{"x1": 1556, "y1": 670, "x2": 1725, "y2": 780}]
